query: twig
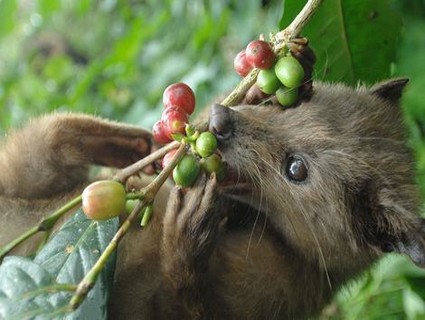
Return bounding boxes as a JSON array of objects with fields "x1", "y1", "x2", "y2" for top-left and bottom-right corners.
[
  {"x1": 220, "y1": 0, "x2": 323, "y2": 107},
  {"x1": 220, "y1": 69, "x2": 260, "y2": 107},
  {"x1": 275, "y1": 0, "x2": 323, "y2": 47},
  {"x1": 69, "y1": 142, "x2": 187, "y2": 310},
  {"x1": 114, "y1": 141, "x2": 180, "y2": 183},
  {"x1": 0, "y1": 195, "x2": 82, "y2": 261},
  {"x1": 141, "y1": 142, "x2": 186, "y2": 202}
]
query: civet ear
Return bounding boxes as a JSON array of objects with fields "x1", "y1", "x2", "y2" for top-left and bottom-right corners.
[
  {"x1": 379, "y1": 215, "x2": 425, "y2": 268},
  {"x1": 370, "y1": 78, "x2": 409, "y2": 105},
  {"x1": 367, "y1": 186, "x2": 425, "y2": 268}
]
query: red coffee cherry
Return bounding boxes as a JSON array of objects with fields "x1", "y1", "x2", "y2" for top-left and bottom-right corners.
[
  {"x1": 245, "y1": 40, "x2": 276, "y2": 70},
  {"x1": 234, "y1": 50, "x2": 253, "y2": 77},
  {"x1": 152, "y1": 120, "x2": 172, "y2": 144},
  {"x1": 161, "y1": 106, "x2": 189, "y2": 138},
  {"x1": 162, "y1": 149, "x2": 177, "y2": 169},
  {"x1": 163, "y1": 82, "x2": 196, "y2": 115}
]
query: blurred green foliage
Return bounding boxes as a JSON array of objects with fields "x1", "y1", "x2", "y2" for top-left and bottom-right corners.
[
  {"x1": 1, "y1": 0, "x2": 425, "y2": 319},
  {"x1": 0, "y1": 0, "x2": 282, "y2": 132}
]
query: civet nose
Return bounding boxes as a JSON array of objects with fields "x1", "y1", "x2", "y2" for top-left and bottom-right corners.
[{"x1": 209, "y1": 104, "x2": 234, "y2": 141}]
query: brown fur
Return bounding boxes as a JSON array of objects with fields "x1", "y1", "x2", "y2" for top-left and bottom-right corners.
[{"x1": 0, "y1": 79, "x2": 424, "y2": 319}]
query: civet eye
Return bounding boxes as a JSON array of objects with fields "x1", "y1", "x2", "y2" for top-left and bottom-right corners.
[{"x1": 285, "y1": 155, "x2": 308, "y2": 182}]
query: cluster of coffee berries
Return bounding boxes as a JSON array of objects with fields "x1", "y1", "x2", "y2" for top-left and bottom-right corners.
[
  {"x1": 234, "y1": 40, "x2": 276, "y2": 76},
  {"x1": 234, "y1": 40, "x2": 305, "y2": 107},
  {"x1": 153, "y1": 82, "x2": 225, "y2": 188},
  {"x1": 152, "y1": 82, "x2": 196, "y2": 144},
  {"x1": 81, "y1": 83, "x2": 225, "y2": 222},
  {"x1": 168, "y1": 130, "x2": 226, "y2": 187}
]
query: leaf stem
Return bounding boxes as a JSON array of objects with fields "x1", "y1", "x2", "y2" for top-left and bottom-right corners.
[
  {"x1": 0, "y1": 195, "x2": 82, "y2": 261},
  {"x1": 22, "y1": 283, "x2": 78, "y2": 300}
]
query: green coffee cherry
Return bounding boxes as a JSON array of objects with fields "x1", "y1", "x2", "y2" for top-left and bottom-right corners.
[
  {"x1": 256, "y1": 68, "x2": 281, "y2": 94},
  {"x1": 276, "y1": 87, "x2": 298, "y2": 107},
  {"x1": 200, "y1": 154, "x2": 226, "y2": 181},
  {"x1": 125, "y1": 199, "x2": 138, "y2": 214},
  {"x1": 173, "y1": 154, "x2": 200, "y2": 187},
  {"x1": 275, "y1": 56, "x2": 304, "y2": 89},
  {"x1": 195, "y1": 132, "x2": 218, "y2": 158}
]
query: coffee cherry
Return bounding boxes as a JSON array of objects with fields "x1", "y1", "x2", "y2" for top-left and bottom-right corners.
[
  {"x1": 125, "y1": 199, "x2": 138, "y2": 214},
  {"x1": 173, "y1": 154, "x2": 200, "y2": 187},
  {"x1": 200, "y1": 154, "x2": 226, "y2": 181},
  {"x1": 245, "y1": 40, "x2": 275, "y2": 70},
  {"x1": 82, "y1": 180, "x2": 126, "y2": 221},
  {"x1": 234, "y1": 50, "x2": 253, "y2": 77},
  {"x1": 163, "y1": 82, "x2": 196, "y2": 115},
  {"x1": 256, "y1": 68, "x2": 281, "y2": 94},
  {"x1": 152, "y1": 120, "x2": 172, "y2": 144},
  {"x1": 276, "y1": 87, "x2": 298, "y2": 107},
  {"x1": 195, "y1": 131, "x2": 218, "y2": 158},
  {"x1": 161, "y1": 106, "x2": 189, "y2": 138},
  {"x1": 275, "y1": 56, "x2": 304, "y2": 88},
  {"x1": 162, "y1": 149, "x2": 177, "y2": 169}
]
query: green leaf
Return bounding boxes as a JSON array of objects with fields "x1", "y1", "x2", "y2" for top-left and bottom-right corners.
[
  {"x1": 0, "y1": 0, "x2": 18, "y2": 39},
  {"x1": 405, "y1": 276, "x2": 425, "y2": 301},
  {"x1": 0, "y1": 209, "x2": 118, "y2": 319},
  {"x1": 280, "y1": 0, "x2": 402, "y2": 85},
  {"x1": 0, "y1": 257, "x2": 72, "y2": 320},
  {"x1": 37, "y1": 0, "x2": 61, "y2": 18},
  {"x1": 35, "y1": 209, "x2": 118, "y2": 318},
  {"x1": 403, "y1": 288, "x2": 425, "y2": 320}
]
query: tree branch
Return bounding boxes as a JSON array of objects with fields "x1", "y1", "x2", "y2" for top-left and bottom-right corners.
[{"x1": 114, "y1": 141, "x2": 180, "y2": 184}]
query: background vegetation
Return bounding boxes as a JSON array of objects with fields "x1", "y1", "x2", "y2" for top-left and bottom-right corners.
[{"x1": 0, "y1": 0, "x2": 425, "y2": 319}]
